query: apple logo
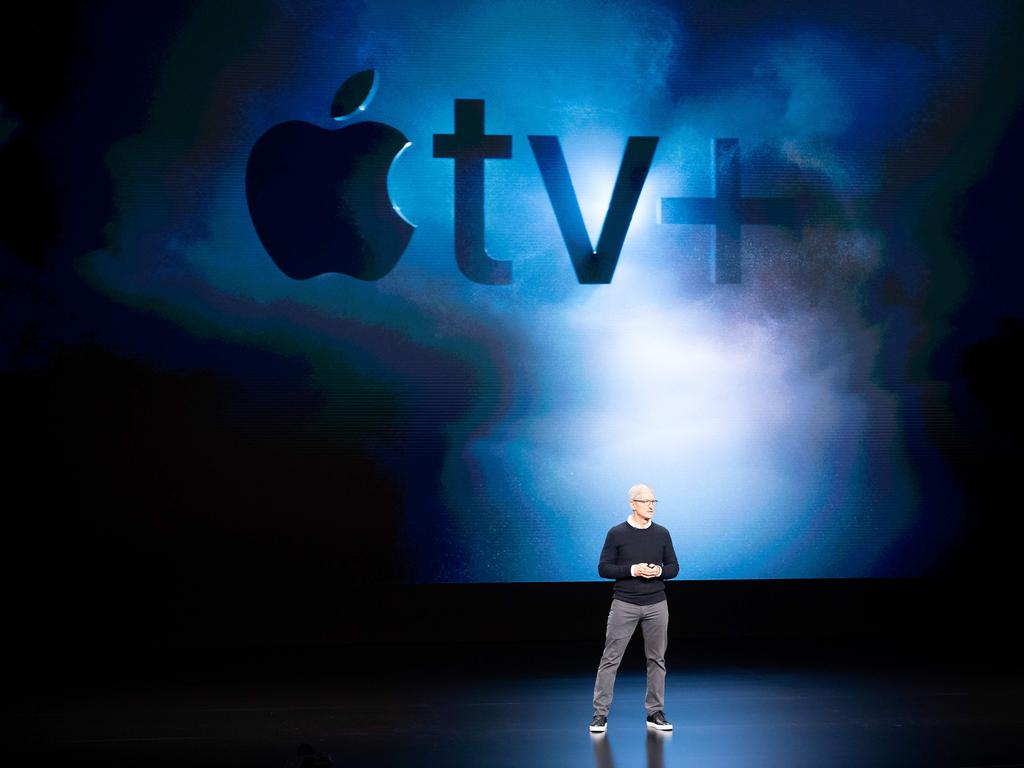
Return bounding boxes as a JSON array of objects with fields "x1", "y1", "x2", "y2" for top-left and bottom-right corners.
[{"x1": 245, "y1": 69, "x2": 414, "y2": 281}]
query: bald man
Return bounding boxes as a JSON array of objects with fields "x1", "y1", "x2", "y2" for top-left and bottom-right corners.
[{"x1": 590, "y1": 484, "x2": 679, "y2": 733}]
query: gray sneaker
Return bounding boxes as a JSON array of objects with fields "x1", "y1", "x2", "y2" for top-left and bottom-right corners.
[
  {"x1": 589, "y1": 714, "x2": 608, "y2": 733},
  {"x1": 646, "y1": 711, "x2": 672, "y2": 730}
]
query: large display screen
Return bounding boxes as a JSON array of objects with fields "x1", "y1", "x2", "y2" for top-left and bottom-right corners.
[{"x1": 5, "y1": 0, "x2": 1020, "y2": 584}]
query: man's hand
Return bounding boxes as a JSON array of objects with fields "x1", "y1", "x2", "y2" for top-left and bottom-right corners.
[{"x1": 632, "y1": 563, "x2": 663, "y2": 579}]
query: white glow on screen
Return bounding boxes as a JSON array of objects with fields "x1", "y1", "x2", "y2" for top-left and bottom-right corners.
[{"x1": 564, "y1": 134, "x2": 660, "y2": 246}]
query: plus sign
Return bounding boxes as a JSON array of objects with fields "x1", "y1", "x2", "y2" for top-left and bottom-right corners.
[
  {"x1": 659, "y1": 139, "x2": 811, "y2": 284},
  {"x1": 434, "y1": 99, "x2": 513, "y2": 285}
]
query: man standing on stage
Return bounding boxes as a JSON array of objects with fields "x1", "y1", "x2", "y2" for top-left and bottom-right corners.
[{"x1": 590, "y1": 483, "x2": 679, "y2": 733}]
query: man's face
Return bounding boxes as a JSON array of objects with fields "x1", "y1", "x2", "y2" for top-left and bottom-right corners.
[{"x1": 630, "y1": 488, "x2": 657, "y2": 523}]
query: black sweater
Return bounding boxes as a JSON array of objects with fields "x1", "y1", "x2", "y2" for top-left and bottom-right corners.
[{"x1": 598, "y1": 521, "x2": 679, "y2": 605}]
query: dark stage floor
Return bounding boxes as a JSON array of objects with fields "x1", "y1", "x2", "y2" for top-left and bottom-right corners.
[{"x1": 16, "y1": 644, "x2": 1024, "y2": 767}]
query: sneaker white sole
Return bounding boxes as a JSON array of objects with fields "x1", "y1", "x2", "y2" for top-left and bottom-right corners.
[{"x1": 646, "y1": 721, "x2": 672, "y2": 731}]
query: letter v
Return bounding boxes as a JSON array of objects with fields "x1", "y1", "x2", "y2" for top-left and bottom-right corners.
[{"x1": 528, "y1": 135, "x2": 658, "y2": 283}]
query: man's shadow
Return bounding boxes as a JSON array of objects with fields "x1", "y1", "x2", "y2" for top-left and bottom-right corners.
[{"x1": 591, "y1": 729, "x2": 670, "y2": 768}]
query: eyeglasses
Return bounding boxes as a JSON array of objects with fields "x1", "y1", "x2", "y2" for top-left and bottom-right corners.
[{"x1": 631, "y1": 499, "x2": 658, "y2": 505}]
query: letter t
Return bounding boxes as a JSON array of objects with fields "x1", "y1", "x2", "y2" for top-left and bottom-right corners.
[{"x1": 433, "y1": 100, "x2": 513, "y2": 284}]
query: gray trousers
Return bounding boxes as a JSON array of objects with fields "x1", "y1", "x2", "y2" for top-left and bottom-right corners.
[{"x1": 592, "y1": 598, "x2": 669, "y2": 717}]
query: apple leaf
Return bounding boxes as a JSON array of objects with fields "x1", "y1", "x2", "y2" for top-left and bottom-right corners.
[{"x1": 331, "y1": 70, "x2": 379, "y2": 121}]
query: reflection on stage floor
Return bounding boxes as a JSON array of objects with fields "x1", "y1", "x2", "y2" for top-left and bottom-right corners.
[{"x1": 16, "y1": 655, "x2": 1024, "y2": 767}]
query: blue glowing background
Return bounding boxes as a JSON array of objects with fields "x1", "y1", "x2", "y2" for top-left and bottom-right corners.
[{"x1": 4, "y1": 0, "x2": 1022, "y2": 583}]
